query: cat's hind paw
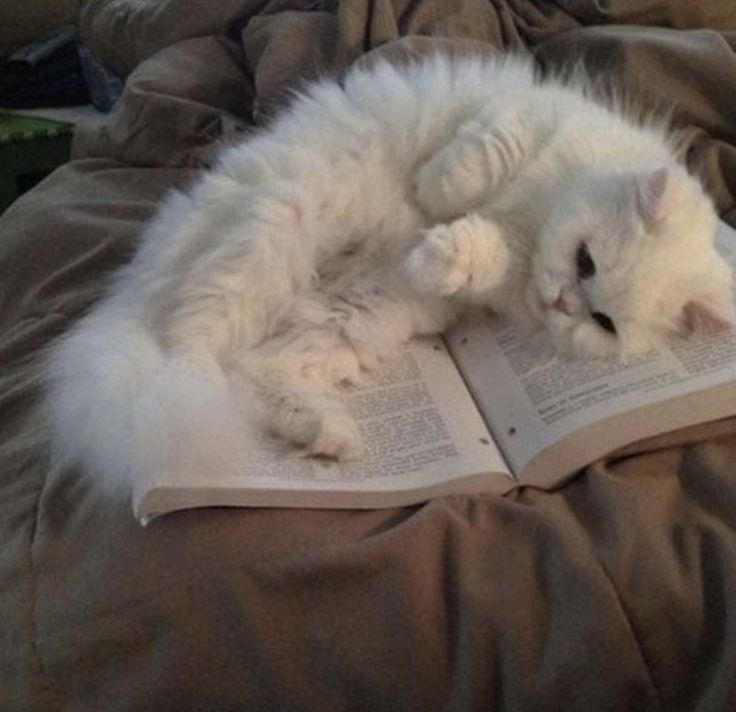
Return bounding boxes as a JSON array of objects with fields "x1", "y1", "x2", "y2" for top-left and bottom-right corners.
[
  {"x1": 268, "y1": 393, "x2": 366, "y2": 461},
  {"x1": 405, "y1": 214, "x2": 509, "y2": 298},
  {"x1": 308, "y1": 412, "x2": 366, "y2": 461}
]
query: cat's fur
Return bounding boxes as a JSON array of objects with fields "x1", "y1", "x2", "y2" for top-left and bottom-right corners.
[{"x1": 45, "y1": 53, "x2": 734, "y2": 492}]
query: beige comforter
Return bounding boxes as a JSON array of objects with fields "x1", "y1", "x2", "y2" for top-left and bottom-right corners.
[{"x1": 2, "y1": 1, "x2": 736, "y2": 710}]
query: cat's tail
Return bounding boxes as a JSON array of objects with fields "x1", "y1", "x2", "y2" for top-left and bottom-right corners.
[{"x1": 44, "y1": 303, "x2": 249, "y2": 497}]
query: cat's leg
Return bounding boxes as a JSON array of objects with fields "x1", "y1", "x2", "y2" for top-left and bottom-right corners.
[
  {"x1": 405, "y1": 213, "x2": 511, "y2": 300},
  {"x1": 161, "y1": 186, "x2": 320, "y2": 357},
  {"x1": 415, "y1": 102, "x2": 539, "y2": 220},
  {"x1": 241, "y1": 281, "x2": 451, "y2": 459},
  {"x1": 256, "y1": 370, "x2": 367, "y2": 460},
  {"x1": 242, "y1": 324, "x2": 368, "y2": 459}
]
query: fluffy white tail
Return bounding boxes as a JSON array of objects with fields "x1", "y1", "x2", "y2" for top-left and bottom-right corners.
[{"x1": 45, "y1": 304, "x2": 248, "y2": 496}]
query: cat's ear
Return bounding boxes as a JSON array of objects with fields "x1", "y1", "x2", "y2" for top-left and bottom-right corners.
[
  {"x1": 635, "y1": 168, "x2": 669, "y2": 226},
  {"x1": 678, "y1": 292, "x2": 735, "y2": 336}
]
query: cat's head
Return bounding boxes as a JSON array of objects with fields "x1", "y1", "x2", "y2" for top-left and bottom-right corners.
[{"x1": 527, "y1": 166, "x2": 735, "y2": 358}]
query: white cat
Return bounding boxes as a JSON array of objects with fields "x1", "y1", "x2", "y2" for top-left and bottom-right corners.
[{"x1": 45, "y1": 52, "x2": 734, "y2": 492}]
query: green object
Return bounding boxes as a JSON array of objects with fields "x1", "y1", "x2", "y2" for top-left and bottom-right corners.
[{"x1": 0, "y1": 112, "x2": 73, "y2": 213}]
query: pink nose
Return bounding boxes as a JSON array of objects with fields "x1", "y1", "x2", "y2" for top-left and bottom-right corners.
[{"x1": 552, "y1": 291, "x2": 572, "y2": 316}]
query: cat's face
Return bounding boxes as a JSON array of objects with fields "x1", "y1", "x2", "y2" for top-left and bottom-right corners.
[{"x1": 527, "y1": 167, "x2": 735, "y2": 358}]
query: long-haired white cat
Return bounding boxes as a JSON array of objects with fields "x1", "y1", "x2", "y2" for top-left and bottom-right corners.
[{"x1": 45, "y1": 52, "x2": 734, "y2": 492}]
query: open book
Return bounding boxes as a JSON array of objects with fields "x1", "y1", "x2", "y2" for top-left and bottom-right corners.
[{"x1": 135, "y1": 221, "x2": 736, "y2": 523}]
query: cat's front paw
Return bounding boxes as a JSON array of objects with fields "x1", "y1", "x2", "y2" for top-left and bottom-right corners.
[
  {"x1": 405, "y1": 214, "x2": 510, "y2": 298},
  {"x1": 414, "y1": 155, "x2": 456, "y2": 220},
  {"x1": 414, "y1": 140, "x2": 492, "y2": 221}
]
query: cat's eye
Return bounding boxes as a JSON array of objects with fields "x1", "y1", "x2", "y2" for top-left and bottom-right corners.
[
  {"x1": 591, "y1": 311, "x2": 616, "y2": 334},
  {"x1": 576, "y1": 242, "x2": 595, "y2": 280}
]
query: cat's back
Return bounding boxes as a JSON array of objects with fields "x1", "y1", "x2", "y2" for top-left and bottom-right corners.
[
  {"x1": 240, "y1": 53, "x2": 536, "y2": 160},
  {"x1": 339, "y1": 53, "x2": 537, "y2": 154},
  {"x1": 343, "y1": 52, "x2": 535, "y2": 118},
  {"x1": 216, "y1": 52, "x2": 538, "y2": 196}
]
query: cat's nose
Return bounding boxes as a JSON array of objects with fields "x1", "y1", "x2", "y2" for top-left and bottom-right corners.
[{"x1": 551, "y1": 289, "x2": 573, "y2": 316}]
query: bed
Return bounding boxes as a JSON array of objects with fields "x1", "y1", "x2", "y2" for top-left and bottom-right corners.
[{"x1": 2, "y1": 1, "x2": 736, "y2": 710}]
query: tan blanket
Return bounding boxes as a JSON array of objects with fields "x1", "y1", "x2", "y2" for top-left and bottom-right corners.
[{"x1": 2, "y1": 1, "x2": 736, "y2": 710}]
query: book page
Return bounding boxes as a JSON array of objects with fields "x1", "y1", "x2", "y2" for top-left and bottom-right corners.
[
  {"x1": 135, "y1": 337, "x2": 512, "y2": 520},
  {"x1": 446, "y1": 221, "x2": 736, "y2": 484}
]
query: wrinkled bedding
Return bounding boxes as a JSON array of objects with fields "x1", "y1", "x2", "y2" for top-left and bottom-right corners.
[{"x1": 3, "y1": 1, "x2": 736, "y2": 710}]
